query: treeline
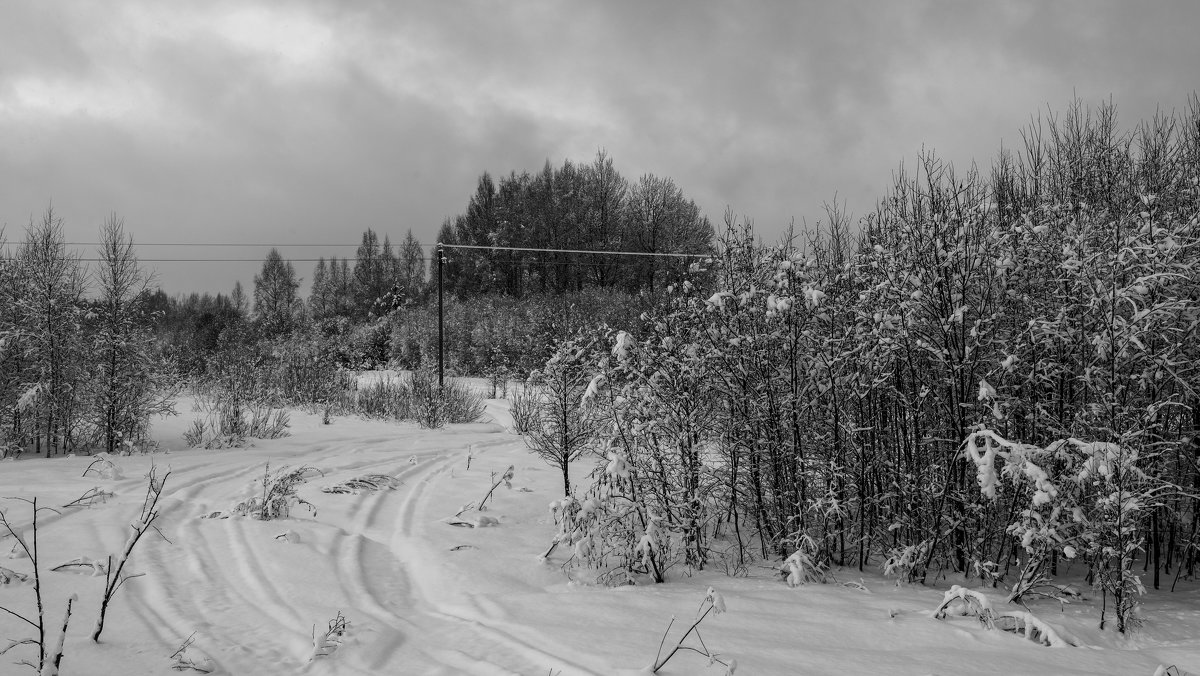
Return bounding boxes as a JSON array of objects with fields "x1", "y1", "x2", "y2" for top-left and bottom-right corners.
[
  {"x1": 150, "y1": 227, "x2": 429, "y2": 374},
  {"x1": 437, "y1": 151, "x2": 714, "y2": 296},
  {"x1": 0, "y1": 211, "x2": 174, "y2": 457},
  {"x1": 151, "y1": 152, "x2": 713, "y2": 378},
  {"x1": 532, "y1": 98, "x2": 1200, "y2": 633}
]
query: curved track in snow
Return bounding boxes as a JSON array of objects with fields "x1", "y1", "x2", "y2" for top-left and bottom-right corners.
[{"x1": 113, "y1": 420, "x2": 598, "y2": 675}]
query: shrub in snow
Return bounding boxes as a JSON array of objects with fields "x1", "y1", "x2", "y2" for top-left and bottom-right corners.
[
  {"x1": 183, "y1": 401, "x2": 290, "y2": 449},
  {"x1": 782, "y1": 534, "x2": 828, "y2": 586},
  {"x1": 882, "y1": 540, "x2": 930, "y2": 585},
  {"x1": 408, "y1": 370, "x2": 486, "y2": 428},
  {"x1": 933, "y1": 585, "x2": 1072, "y2": 648},
  {"x1": 543, "y1": 452, "x2": 672, "y2": 585},
  {"x1": 964, "y1": 428, "x2": 1161, "y2": 632},
  {"x1": 993, "y1": 611, "x2": 1071, "y2": 648},
  {"x1": 243, "y1": 464, "x2": 320, "y2": 520},
  {"x1": 206, "y1": 463, "x2": 321, "y2": 521},
  {"x1": 508, "y1": 381, "x2": 539, "y2": 435},
  {"x1": 933, "y1": 585, "x2": 998, "y2": 628},
  {"x1": 561, "y1": 321, "x2": 723, "y2": 580}
]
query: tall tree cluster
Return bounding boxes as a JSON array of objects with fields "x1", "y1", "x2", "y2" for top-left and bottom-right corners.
[
  {"x1": 308, "y1": 228, "x2": 426, "y2": 324},
  {"x1": 542, "y1": 99, "x2": 1200, "y2": 633},
  {"x1": 0, "y1": 209, "x2": 173, "y2": 457},
  {"x1": 437, "y1": 151, "x2": 714, "y2": 296}
]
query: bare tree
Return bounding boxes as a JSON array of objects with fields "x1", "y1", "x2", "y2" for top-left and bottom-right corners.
[{"x1": 524, "y1": 343, "x2": 597, "y2": 496}]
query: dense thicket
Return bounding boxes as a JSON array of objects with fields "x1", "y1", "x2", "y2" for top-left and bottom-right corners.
[{"x1": 537, "y1": 98, "x2": 1200, "y2": 634}]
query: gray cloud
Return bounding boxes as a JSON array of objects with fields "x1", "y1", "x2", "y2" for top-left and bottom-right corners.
[{"x1": 1, "y1": 0, "x2": 1197, "y2": 293}]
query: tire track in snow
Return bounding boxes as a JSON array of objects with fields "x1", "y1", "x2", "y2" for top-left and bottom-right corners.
[
  {"x1": 118, "y1": 430, "x2": 596, "y2": 674},
  {"x1": 129, "y1": 516, "x2": 302, "y2": 671},
  {"x1": 383, "y1": 444, "x2": 601, "y2": 676},
  {"x1": 328, "y1": 448, "x2": 535, "y2": 673}
]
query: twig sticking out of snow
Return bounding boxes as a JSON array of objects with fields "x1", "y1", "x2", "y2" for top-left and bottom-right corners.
[
  {"x1": 81, "y1": 454, "x2": 123, "y2": 480},
  {"x1": 169, "y1": 633, "x2": 215, "y2": 673},
  {"x1": 39, "y1": 594, "x2": 75, "y2": 676},
  {"x1": 0, "y1": 496, "x2": 61, "y2": 671},
  {"x1": 50, "y1": 556, "x2": 109, "y2": 576},
  {"x1": 0, "y1": 565, "x2": 29, "y2": 584},
  {"x1": 61, "y1": 487, "x2": 114, "y2": 509},
  {"x1": 92, "y1": 467, "x2": 170, "y2": 643},
  {"x1": 478, "y1": 465, "x2": 515, "y2": 512},
  {"x1": 649, "y1": 588, "x2": 734, "y2": 674},
  {"x1": 454, "y1": 465, "x2": 516, "y2": 518},
  {"x1": 309, "y1": 612, "x2": 350, "y2": 661}
]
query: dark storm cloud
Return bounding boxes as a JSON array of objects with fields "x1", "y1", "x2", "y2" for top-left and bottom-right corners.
[{"x1": 1, "y1": 1, "x2": 1198, "y2": 292}]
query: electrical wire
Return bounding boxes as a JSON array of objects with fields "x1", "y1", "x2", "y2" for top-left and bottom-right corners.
[
  {"x1": 49, "y1": 242, "x2": 708, "y2": 263},
  {"x1": 64, "y1": 242, "x2": 401, "y2": 248},
  {"x1": 438, "y1": 243, "x2": 710, "y2": 258}
]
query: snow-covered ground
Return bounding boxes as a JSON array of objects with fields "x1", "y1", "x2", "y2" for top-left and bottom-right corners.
[{"x1": 0, "y1": 395, "x2": 1198, "y2": 675}]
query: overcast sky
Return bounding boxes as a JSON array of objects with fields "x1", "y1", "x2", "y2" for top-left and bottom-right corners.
[{"x1": 2, "y1": 1, "x2": 1198, "y2": 294}]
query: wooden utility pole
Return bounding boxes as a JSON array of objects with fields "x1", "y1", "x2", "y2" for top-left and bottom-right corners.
[{"x1": 437, "y1": 243, "x2": 444, "y2": 389}]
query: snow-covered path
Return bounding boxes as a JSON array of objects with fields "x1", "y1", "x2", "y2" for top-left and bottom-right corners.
[
  {"x1": 117, "y1": 412, "x2": 599, "y2": 675},
  {"x1": 1, "y1": 397, "x2": 1198, "y2": 675}
]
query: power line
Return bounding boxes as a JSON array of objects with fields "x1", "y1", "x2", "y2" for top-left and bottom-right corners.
[
  {"x1": 64, "y1": 242, "x2": 418, "y2": 248},
  {"x1": 62, "y1": 242, "x2": 707, "y2": 259},
  {"x1": 67, "y1": 258, "x2": 389, "y2": 263},
  {"x1": 47, "y1": 243, "x2": 708, "y2": 263},
  {"x1": 439, "y1": 243, "x2": 710, "y2": 258}
]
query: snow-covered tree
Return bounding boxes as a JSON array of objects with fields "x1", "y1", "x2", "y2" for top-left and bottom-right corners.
[
  {"x1": 86, "y1": 215, "x2": 176, "y2": 454},
  {"x1": 523, "y1": 336, "x2": 598, "y2": 496},
  {"x1": 253, "y1": 248, "x2": 299, "y2": 335},
  {"x1": 12, "y1": 209, "x2": 87, "y2": 456}
]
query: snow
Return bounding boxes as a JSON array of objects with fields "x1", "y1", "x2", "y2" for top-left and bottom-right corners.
[{"x1": 0, "y1": 394, "x2": 1196, "y2": 675}]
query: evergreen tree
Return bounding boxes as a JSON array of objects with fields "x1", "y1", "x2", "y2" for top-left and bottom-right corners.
[
  {"x1": 400, "y1": 229, "x2": 425, "y2": 299},
  {"x1": 230, "y1": 280, "x2": 248, "y2": 318},
  {"x1": 253, "y1": 248, "x2": 299, "y2": 335},
  {"x1": 352, "y1": 229, "x2": 385, "y2": 318},
  {"x1": 309, "y1": 257, "x2": 331, "y2": 320}
]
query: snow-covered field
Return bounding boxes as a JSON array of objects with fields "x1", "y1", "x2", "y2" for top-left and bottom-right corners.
[{"x1": 1, "y1": 396, "x2": 1198, "y2": 675}]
